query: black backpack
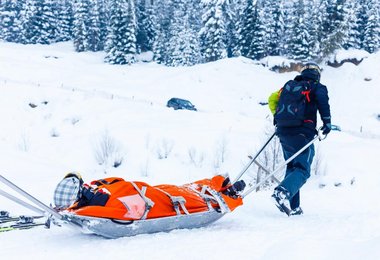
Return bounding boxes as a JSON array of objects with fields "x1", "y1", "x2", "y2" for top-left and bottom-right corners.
[{"x1": 274, "y1": 80, "x2": 312, "y2": 127}]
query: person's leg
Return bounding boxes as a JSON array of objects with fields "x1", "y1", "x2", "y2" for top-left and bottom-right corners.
[
  {"x1": 290, "y1": 191, "x2": 300, "y2": 210},
  {"x1": 276, "y1": 134, "x2": 315, "y2": 208}
]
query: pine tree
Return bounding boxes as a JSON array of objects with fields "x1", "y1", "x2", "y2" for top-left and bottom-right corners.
[
  {"x1": 222, "y1": 0, "x2": 239, "y2": 57},
  {"x1": 262, "y1": 0, "x2": 286, "y2": 56},
  {"x1": 136, "y1": 0, "x2": 156, "y2": 53},
  {"x1": 342, "y1": 0, "x2": 361, "y2": 50},
  {"x1": 199, "y1": 0, "x2": 227, "y2": 62},
  {"x1": 362, "y1": 0, "x2": 380, "y2": 53},
  {"x1": 187, "y1": 0, "x2": 203, "y2": 32},
  {"x1": 277, "y1": 1, "x2": 293, "y2": 58},
  {"x1": 239, "y1": 0, "x2": 265, "y2": 60},
  {"x1": 319, "y1": 0, "x2": 347, "y2": 58},
  {"x1": 166, "y1": 0, "x2": 201, "y2": 66},
  {"x1": 22, "y1": 0, "x2": 57, "y2": 44},
  {"x1": 0, "y1": 0, "x2": 23, "y2": 42},
  {"x1": 105, "y1": 0, "x2": 137, "y2": 64},
  {"x1": 87, "y1": 0, "x2": 106, "y2": 51},
  {"x1": 287, "y1": 0, "x2": 310, "y2": 61},
  {"x1": 306, "y1": 0, "x2": 322, "y2": 60},
  {"x1": 152, "y1": 0, "x2": 173, "y2": 63},
  {"x1": 238, "y1": 0, "x2": 254, "y2": 58},
  {"x1": 56, "y1": 0, "x2": 74, "y2": 42},
  {"x1": 73, "y1": 0, "x2": 91, "y2": 51},
  {"x1": 356, "y1": 0, "x2": 368, "y2": 49}
]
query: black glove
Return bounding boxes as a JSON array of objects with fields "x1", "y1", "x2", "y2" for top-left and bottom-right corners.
[
  {"x1": 321, "y1": 123, "x2": 332, "y2": 135},
  {"x1": 223, "y1": 180, "x2": 246, "y2": 197}
]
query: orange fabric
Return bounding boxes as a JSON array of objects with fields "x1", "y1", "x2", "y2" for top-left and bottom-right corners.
[
  {"x1": 69, "y1": 175, "x2": 243, "y2": 220},
  {"x1": 191, "y1": 175, "x2": 243, "y2": 212}
]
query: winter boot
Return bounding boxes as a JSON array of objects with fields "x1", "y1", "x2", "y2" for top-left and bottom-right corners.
[
  {"x1": 272, "y1": 187, "x2": 291, "y2": 216},
  {"x1": 289, "y1": 207, "x2": 303, "y2": 216}
]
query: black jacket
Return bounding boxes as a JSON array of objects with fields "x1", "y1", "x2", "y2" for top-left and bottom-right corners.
[{"x1": 276, "y1": 73, "x2": 331, "y2": 138}]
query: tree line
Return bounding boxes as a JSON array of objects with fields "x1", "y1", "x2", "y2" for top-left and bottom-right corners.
[{"x1": 0, "y1": 0, "x2": 379, "y2": 66}]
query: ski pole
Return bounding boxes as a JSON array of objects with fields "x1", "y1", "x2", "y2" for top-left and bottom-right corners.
[
  {"x1": 241, "y1": 132, "x2": 321, "y2": 198},
  {"x1": 233, "y1": 131, "x2": 276, "y2": 183},
  {"x1": 0, "y1": 175, "x2": 63, "y2": 220},
  {"x1": 0, "y1": 188, "x2": 45, "y2": 215}
]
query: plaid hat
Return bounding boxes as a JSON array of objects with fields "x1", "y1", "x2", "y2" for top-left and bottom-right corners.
[{"x1": 54, "y1": 173, "x2": 83, "y2": 209}]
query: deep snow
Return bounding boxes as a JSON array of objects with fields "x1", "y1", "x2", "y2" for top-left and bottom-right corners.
[{"x1": 0, "y1": 42, "x2": 380, "y2": 260}]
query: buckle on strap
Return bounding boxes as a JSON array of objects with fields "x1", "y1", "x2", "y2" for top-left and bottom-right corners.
[
  {"x1": 171, "y1": 196, "x2": 190, "y2": 215},
  {"x1": 191, "y1": 185, "x2": 230, "y2": 214},
  {"x1": 130, "y1": 182, "x2": 154, "y2": 220},
  {"x1": 155, "y1": 187, "x2": 190, "y2": 215},
  {"x1": 202, "y1": 186, "x2": 230, "y2": 214}
]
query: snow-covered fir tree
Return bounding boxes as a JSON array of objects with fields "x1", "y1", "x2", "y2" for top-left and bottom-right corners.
[
  {"x1": 356, "y1": 0, "x2": 369, "y2": 49},
  {"x1": 238, "y1": 0, "x2": 255, "y2": 58},
  {"x1": 239, "y1": 0, "x2": 265, "y2": 60},
  {"x1": 287, "y1": 0, "x2": 310, "y2": 61},
  {"x1": 56, "y1": 0, "x2": 74, "y2": 42},
  {"x1": 305, "y1": 0, "x2": 321, "y2": 60},
  {"x1": 166, "y1": 0, "x2": 201, "y2": 66},
  {"x1": 0, "y1": 0, "x2": 23, "y2": 42},
  {"x1": 22, "y1": 0, "x2": 57, "y2": 44},
  {"x1": 136, "y1": 0, "x2": 156, "y2": 53},
  {"x1": 73, "y1": 0, "x2": 91, "y2": 51},
  {"x1": 319, "y1": 0, "x2": 347, "y2": 58},
  {"x1": 105, "y1": 0, "x2": 137, "y2": 65},
  {"x1": 152, "y1": 0, "x2": 173, "y2": 63},
  {"x1": 340, "y1": 0, "x2": 359, "y2": 50},
  {"x1": 187, "y1": 0, "x2": 203, "y2": 32},
  {"x1": 73, "y1": 0, "x2": 107, "y2": 52},
  {"x1": 362, "y1": 0, "x2": 380, "y2": 53},
  {"x1": 1, "y1": 0, "x2": 379, "y2": 65},
  {"x1": 87, "y1": 0, "x2": 106, "y2": 51},
  {"x1": 222, "y1": 0, "x2": 239, "y2": 57},
  {"x1": 262, "y1": 0, "x2": 286, "y2": 56},
  {"x1": 199, "y1": 0, "x2": 227, "y2": 62}
]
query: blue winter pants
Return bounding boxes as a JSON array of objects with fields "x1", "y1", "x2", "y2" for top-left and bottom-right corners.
[{"x1": 276, "y1": 133, "x2": 315, "y2": 209}]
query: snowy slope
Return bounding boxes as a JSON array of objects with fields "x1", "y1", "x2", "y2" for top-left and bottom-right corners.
[{"x1": 0, "y1": 42, "x2": 380, "y2": 260}]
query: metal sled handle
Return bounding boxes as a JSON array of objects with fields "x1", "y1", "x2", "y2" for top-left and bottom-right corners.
[
  {"x1": 0, "y1": 175, "x2": 63, "y2": 220},
  {"x1": 241, "y1": 129, "x2": 323, "y2": 198},
  {"x1": 233, "y1": 132, "x2": 276, "y2": 184},
  {"x1": 0, "y1": 188, "x2": 45, "y2": 215}
]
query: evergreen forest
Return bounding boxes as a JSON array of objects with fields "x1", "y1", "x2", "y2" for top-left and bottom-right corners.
[{"x1": 1, "y1": 0, "x2": 379, "y2": 65}]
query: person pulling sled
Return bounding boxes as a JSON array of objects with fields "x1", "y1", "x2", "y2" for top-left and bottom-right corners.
[{"x1": 268, "y1": 62, "x2": 332, "y2": 216}]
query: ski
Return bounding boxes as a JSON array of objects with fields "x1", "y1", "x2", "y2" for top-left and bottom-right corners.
[
  {"x1": 0, "y1": 210, "x2": 44, "y2": 224},
  {"x1": 0, "y1": 222, "x2": 47, "y2": 232},
  {"x1": 0, "y1": 211, "x2": 48, "y2": 232}
]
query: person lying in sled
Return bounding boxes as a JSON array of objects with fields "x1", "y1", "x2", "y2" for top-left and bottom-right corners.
[{"x1": 53, "y1": 173, "x2": 246, "y2": 221}]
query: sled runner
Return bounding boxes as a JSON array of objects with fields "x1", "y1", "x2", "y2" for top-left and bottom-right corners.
[{"x1": 64, "y1": 209, "x2": 224, "y2": 239}]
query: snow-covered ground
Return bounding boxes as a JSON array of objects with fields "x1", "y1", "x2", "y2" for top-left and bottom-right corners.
[{"x1": 0, "y1": 42, "x2": 380, "y2": 259}]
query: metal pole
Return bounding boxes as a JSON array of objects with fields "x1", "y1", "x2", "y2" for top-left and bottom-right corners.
[
  {"x1": 0, "y1": 175, "x2": 63, "y2": 220},
  {"x1": 241, "y1": 135, "x2": 320, "y2": 198},
  {"x1": 233, "y1": 132, "x2": 276, "y2": 183},
  {"x1": 0, "y1": 188, "x2": 45, "y2": 215}
]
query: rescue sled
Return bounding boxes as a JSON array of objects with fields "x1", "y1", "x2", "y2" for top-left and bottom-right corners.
[
  {"x1": 58, "y1": 175, "x2": 243, "y2": 238},
  {"x1": 0, "y1": 174, "x2": 244, "y2": 238},
  {"x1": 0, "y1": 128, "x2": 331, "y2": 238}
]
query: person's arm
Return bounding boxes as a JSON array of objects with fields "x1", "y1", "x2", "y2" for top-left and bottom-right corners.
[{"x1": 315, "y1": 84, "x2": 331, "y2": 133}]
